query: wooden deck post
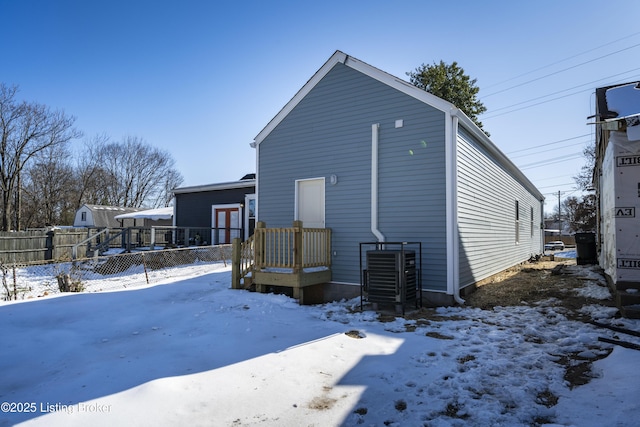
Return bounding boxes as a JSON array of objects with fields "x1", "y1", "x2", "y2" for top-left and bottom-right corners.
[
  {"x1": 293, "y1": 220, "x2": 303, "y2": 274},
  {"x1": 231, "y1": 237, "x2": 241, "y2": 289},
  {"x1": 254, "y1": 221, "x2": 266, "y2": 293}
]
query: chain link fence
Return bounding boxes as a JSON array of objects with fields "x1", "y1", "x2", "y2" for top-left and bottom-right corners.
[{"x1": 1, "y1": 245, "x2": 232, "y2": 301}]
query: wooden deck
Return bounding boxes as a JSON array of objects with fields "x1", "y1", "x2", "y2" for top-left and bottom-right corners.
[{"x1": 231, "y1": 221, "x2": 332, "y2": 304}]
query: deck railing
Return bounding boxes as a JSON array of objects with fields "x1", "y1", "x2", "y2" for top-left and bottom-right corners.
[{"x1": 231, "y1": 221, "x2": 331, "y2": 289}]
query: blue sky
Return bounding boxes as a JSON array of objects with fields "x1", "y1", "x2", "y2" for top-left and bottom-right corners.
[{"x1": 2, "y1": 0, "x2": 639, "y2": 213}]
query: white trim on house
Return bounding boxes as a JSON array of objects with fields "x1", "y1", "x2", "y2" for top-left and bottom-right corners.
[
  {"x1": 251, "y1": 50, "x2": 545, "y2": 298},
  {"x1": 454, "y1": 113, "x2": 543, "y2": 201},
  {"x1": 253, "y1": 51, "x2": 348, "y2": 146},
  {"x1": 251, "y1": 50, "x2": 543, "y2": 203},
  {"x1": 253, "y1": 51, "x2": 450, "y2": 146},
  {"x1": 173, "y1": 180, "x2": 255, "y2": 194},
  {"x1": 244, "y1": 194, "x2": 256, "y2": 238},
  {"x1": 342, "y1": 54, "x2": 453, "y2": 114},
  {"x1": 211, "y1": 203, "x2": 242, "y2": 244}
]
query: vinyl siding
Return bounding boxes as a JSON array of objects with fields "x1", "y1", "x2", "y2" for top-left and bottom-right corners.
[
  {"x1": 258, "y1": 63, "x2": 448, "y2": 290},
  {"x1": 456, "y1": 127, "x2": 543, "y2": 287}
]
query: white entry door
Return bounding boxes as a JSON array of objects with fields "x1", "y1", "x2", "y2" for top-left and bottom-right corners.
[{"x1": 296, "y1": 178, "x2": 325, "y2": 228}]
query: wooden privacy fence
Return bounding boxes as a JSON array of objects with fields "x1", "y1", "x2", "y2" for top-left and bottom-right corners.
[
  {"x1": 231, "y1": 221, "x2": 332, "y2": 293},
  {"x1": 0, "y1": 229, "x2": 88, "y2": 263},
  {"x1": 0, "y1": 226, "x2": 237, "y2": 264}
]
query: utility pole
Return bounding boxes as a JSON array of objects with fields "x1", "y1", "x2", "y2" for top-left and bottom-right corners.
[{"x1": 558, "y1": 190, "x2": 561, "y2": 241}]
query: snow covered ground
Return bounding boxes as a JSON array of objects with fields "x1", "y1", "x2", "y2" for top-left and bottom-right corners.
[{"x1": 1, "y1": 262, "x2": 639, "y2": 427}]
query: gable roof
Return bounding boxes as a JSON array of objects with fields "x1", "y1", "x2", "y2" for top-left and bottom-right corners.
[
  {"x1": 83, "y1": 204, "x2": 141, "y2": 216},
  {"x1": 78, "y1": 204, "x2": 142, "y2": 227},
  {"x1": 252, "y1": 50, "x2": 543, "y2": 202},
  {"x1": 252, "y1": 50, "x2": 454, "y2": 147}
]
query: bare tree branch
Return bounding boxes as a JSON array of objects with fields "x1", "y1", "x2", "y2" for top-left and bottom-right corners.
[{"x1": 0, "y1": 84, "x2": 82, "y2": 230}]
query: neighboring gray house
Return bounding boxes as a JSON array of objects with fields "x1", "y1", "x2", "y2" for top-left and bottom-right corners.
[
  {"x1": 73, "y1": 204, "x2": 141, "y2": 228},
  {"x1": 251, "y1": 51, "x2": 544, "y2": 304},
  {"x1": 173, "y1": 175, "x2": 256, "y2": 244}
]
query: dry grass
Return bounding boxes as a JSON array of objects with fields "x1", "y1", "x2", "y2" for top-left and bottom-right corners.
[{"x1": 464, "y1": 258, "x2": 615, "y2": 319}]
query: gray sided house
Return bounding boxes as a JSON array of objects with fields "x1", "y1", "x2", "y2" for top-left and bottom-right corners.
[
  {"x1": 173, "y1": 175, "x2": 256, "y2": 245},
  {"x1": 252, "y1": 51, "x2": 544, "y2": 304}
]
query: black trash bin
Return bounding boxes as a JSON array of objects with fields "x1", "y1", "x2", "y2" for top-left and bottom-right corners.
[{"x1": 575, "y1": 232, "x2": 597, "y2": 265}]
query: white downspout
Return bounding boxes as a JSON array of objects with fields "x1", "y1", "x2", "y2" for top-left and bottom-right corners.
[
  {"x1": 448, "y1": 113, "x2": 464, "y2": 305},
  {"x1": 371, "y1": 123, "x2": 385, "y2": 242}
]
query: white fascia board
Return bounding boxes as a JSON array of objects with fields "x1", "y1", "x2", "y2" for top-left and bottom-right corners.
[
  {"x1": 173, "y1": 180, "x2": 256, "y2": 194},
  {"x1": 250, "y1": 50, "x2": 543, "y2": 203},
  {"x1": 253, "y1": 51, "x2": 348, "y2": 146},
  {"x1": 252, "y1": 50, "x2": 453, "y2": 147},
  {"x1": 343, "y1": 55, "x2": 453, "y2": 114}
]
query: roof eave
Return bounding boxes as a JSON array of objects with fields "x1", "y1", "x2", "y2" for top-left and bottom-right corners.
[
  {"x1": 454, "y1": 111, "x2": 544, "y2": 201},
  {"x1": 173, "y1": 179, "x2": 256, "y2": 195},
  {"x1": 252, "y1": 50, "x2": 454, "y2": 147}
]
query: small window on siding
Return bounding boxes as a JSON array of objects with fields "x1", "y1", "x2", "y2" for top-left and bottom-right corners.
[
  {"x1": 515, "y1": 201, "x2": 520, "y2": 243},
  {"x1": 530, "y1": 207, "x2": 534, "y2": 237},
  {"x1": 81, "y1": 211, "x2": 87, "y2": 221}
]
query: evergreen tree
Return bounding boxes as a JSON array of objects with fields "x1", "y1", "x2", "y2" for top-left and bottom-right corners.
[{"x1": 407, "y1": 61, "x2": 488, "y2": 135}]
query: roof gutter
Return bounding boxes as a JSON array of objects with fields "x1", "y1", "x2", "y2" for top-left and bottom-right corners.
[{"x1": 371, "y1": 123, "x2": 385, "y2": 242}]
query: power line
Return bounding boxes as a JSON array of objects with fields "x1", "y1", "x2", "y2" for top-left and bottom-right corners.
[
  {"x1": 480, "y1": 42, "x2": 640, "y2": 99},
  {"x1": 518, "y1": 152, "x2": 584, "y2": 170},
  {"x1": 508, "y1": 141, "x2": 589, "y2": 160},
  {"x1": 485, "y1": 67, "x2": 640, "y2": 115},
  {"x1": 505, "y1": 134, "x2": 591, "y2": 155},
  {"x1": 482, "y1": 72, "x2": 640, "y2": 120},
  {"x1": 535, "y1": 174, "x2": 580, "y2": 182},
  {"x1": 482, "y1": 31, "x2": 640, "y2": 91},
  {"x1": 537, "y1": 182, "x2": 577, "y2": 190},
  {"x1": 483, "y1": 88, "x2": 588, "y2": 119},
  {"x1": 485, "y1": 75, "x2": 640, "y2": 120}
]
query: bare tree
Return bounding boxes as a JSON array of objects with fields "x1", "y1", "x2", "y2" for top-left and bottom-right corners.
[
  {"x1": 90, "y1": 136, "x2": 183, "y2": 208},
  {"x1": 73, "y1": 134, "x2": 114, "y2": 207},
  {"x1": 562, "y1": 194, "x2": 597, "y2": 232},
  {"x1": 152, "y1": 168, "x2": 184, "y2": 208},
  {"x1": 574, "y1": 142, "x2": 596, "y2": 191},
  {"x1": 0, "y1": 84, "x2": 81, "y2": 230},
  {"x1": 21, "y1": 144, "x2": 76, "y2": 228}
]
